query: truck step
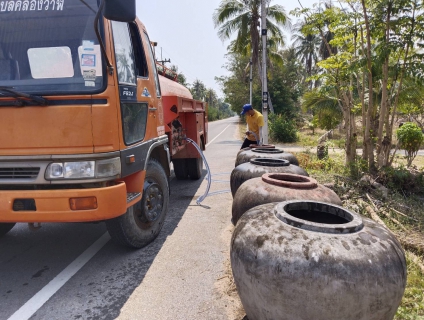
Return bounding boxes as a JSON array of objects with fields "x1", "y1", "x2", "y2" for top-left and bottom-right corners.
[{"x1": 127, "y1": 192, "x2": 141, "y2": 203}]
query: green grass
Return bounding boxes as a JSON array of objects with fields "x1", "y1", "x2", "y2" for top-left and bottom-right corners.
[{"x1": 395, "y1": 252, "x2": 424, "y2": 320}]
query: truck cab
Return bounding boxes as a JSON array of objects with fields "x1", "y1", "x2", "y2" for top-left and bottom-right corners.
[{"x1": 0, "y1": 0, "x2": 207, "y2": 248}]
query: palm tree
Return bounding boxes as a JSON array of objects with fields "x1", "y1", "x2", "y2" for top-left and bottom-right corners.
[
  {"x1": 292, "y1": 21, "x2": 320, "y2": 79},
  {"x1": 170, "y1": 65, "x2": 188, "y2": 87},
  {"x1": 205, "y1": 88, "x2": 218, "y2": 108},
  {"x1": 317, "y1": 1, "x2": 338, "y2": 60},
  {"x1": 191, "y1": 79, "x2": 207, "y2": 101},
  {"x1": 302, "y1": 89, "x2": 343, "y2": 130},
  {"x1": 213, "y1": 0, "x2": 290, "y2": 69}
]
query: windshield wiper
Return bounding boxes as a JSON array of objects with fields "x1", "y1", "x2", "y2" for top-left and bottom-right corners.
[{"x1": 0, "y1": 87, "x2": 47, "y2": 106}]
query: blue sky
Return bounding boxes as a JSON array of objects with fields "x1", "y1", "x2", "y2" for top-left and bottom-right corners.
[{"x1": 137, "y1": 0, "x2": 318, "y2": 97}]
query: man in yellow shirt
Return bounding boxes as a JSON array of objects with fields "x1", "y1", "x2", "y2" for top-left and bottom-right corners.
[{"x1": 240, "y1": 104, "x2": 264, "y2": 149}]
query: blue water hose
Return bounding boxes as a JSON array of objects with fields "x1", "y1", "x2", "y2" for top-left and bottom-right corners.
[
  {"x1": 185, "y1": 138, "x2": 211, "y2": 205},
  {"x1": 247, "y1": 131, "x2": 260, "y2": 145}
]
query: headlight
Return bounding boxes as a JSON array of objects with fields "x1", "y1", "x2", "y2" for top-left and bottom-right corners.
[{"x1": 45, "y1": 158, "x2": 121, "y2": 180}]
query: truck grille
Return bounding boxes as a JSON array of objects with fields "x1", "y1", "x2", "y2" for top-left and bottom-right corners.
[{"x1": 0, "y1": 167, "x2": 40, "y2": 179}]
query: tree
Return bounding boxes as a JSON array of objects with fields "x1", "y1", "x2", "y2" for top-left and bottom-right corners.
[
  {"x1": 170, "y1": 65, "x2": 188, "y2": 87},
  {"x1": 216, "y1": 53, "x2": 254, "y2": 114},
  {"x1": 302, "y1": 90, "x2": 343, "y2": 131},
  {"x1": 267, "y1": 47, "x2": 304, "y2": 116},
  {"x1": 213, "y1": 0, "x2": 290, "y2": 70},
  {"x1": 205, "y1": 88, "x2": 218, "y2": 107},
  {"x1": 397, "y1": 79, "x2": 424, "y2": 130},
  {"x1": 190, "y1": 79, "x2": 207, "y2": 101},
  {"x1": 293, "y1": 0, "x2": 424, "y2": 171},
  {"x1": 396, "y1": 122, "x2": 424, "y2": 167},
  {"x1": 292, "y1": 19, "x2": 320, "y2": 85},
  {"x1": 217, "y1": 48, "x2": 304, "y2": 118}
]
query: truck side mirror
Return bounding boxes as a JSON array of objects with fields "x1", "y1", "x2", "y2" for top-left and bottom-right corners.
[{"x1": 103, "y1": 0, "x2": 136, "y2": 22}]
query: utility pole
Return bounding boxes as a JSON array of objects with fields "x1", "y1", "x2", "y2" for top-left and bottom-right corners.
[
  {"x1": 157, "y1": 47, "x2": 171, "y2": 65},
  {"x1": 261, "y1": 0, "x2": 269, "y2": 144},
  {"x1": 249, "y1": 56, "x2": 253, "y2": 105}
]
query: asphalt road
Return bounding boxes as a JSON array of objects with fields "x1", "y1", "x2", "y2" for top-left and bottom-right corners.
[{"x1": 0, "y1": 116, "x2": 242, "y2": 320}]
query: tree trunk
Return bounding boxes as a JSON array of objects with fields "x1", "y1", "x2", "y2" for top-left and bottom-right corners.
[
  {"x1": 376, "y1": 3, "x2": 391, "y2": 168},
  {"x1": 341, "y1": 92, "x2": 357, "y2": 166},
  {"x1": 361, "y1": 0, "x2": 376, "y2": 171},
  {"x1": 359, "y1": 26, "x2": 368, "y2": 162}
]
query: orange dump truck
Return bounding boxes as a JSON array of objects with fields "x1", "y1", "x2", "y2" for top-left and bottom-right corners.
[{"x1": 0, "y1": 0, "x2": 207, "y2": 248}]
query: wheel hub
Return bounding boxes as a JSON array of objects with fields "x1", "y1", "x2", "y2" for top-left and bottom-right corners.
[{"x1": 142, "y1": 182, "x2": 163, "y2": 222}]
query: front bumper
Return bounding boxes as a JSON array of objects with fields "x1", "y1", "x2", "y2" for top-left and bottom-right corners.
[{"x1": 0, "y1": 182, "x2": 127, "y2": 223}]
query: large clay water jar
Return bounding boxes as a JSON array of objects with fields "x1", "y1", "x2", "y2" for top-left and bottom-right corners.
[
  {"x1": 236, "y1": 144, "x2": 275, "y2": 157},
  {"x1": 230, "y1": 158, "x2": 309, "y2": 198},
  {"x1": 235, "y1": 148, "x2": 299, "y2": 167},
  {"x1": 232, "y1": 173, "x2": 342, "y2": 225},
  {"x1": 231, "y1": 200, "x2": 407, "y2": 320}
]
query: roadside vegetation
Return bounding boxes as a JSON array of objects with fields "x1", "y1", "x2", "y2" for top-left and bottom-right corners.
[
  {"x1": 239, "y1": 121, "x2": 424, "y2": 318},
  {"x1": 219, "y1": 0, "x2": 424, "y2": 317},
  {"x1": 291, "y1": 141, "x2": 424, "y2": 319}
]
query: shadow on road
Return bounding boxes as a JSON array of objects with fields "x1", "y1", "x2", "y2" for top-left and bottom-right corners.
[{"x1": 0, "y1": 170, "x2": 206, "y2": 320}]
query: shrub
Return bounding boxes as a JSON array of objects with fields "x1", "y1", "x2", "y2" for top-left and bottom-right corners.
[
  {"x1": 396, "y1": 122, "x2": 424, "y2": 167},
  {"x1": 379, "y1": 165, "x2": 424, "y2": 195},
  {"x1": 208, "y1": 106, "x2": 219, "y2": 121},
  {"x1": 293, "y1": 151, "x2": 345, "y2": 173},
  {"x1": 315, "y1": 111, "x2": 342, "y2": 131},
  {"x1": 269, "y1": 113, "x2": 298, "y2": 143}
]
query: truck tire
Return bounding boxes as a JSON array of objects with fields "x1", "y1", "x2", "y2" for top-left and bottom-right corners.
[
  {"x1": 0, "y1": 223, "x2": 15, "y2": 238},
  {"x1": 172, "y1": 159, "x2": 188, "y2": 180},
  {"x1": 187, "y1": 157, "x2": 203, "y2": 180},
  {"x1": 106, "y1": 159, "x2": 169, "y2": 249}
]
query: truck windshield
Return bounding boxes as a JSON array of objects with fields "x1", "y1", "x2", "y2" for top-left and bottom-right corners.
[{"x1": 0, "y1": 0, "x2": 105, "y2": 95}]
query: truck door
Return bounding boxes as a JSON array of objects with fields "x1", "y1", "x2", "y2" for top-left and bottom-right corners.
[
  {"x1": 111, "y1": 21, "x2": 148, "y2": 146},
  {"x1": 111, "y1": 21, "x2": 167, "y2": 179}
]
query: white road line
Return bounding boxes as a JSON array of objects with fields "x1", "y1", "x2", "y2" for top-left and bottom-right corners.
[
  {"x1": 8, "y1": 232, "x2": 111, "y2": 320},
  {"x1": 206, "y1": 124, "x2": 231, "y2": 147}
]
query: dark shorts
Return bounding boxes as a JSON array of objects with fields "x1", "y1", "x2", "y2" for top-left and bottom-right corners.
[{"x1": 241, "y1": 138, "x2": 257, "y2": 149}]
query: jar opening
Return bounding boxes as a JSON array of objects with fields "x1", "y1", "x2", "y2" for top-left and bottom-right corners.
[
  {"x1": 262, "y1": 173, "x2": 317, "y2": 189},
  {"x1": 287, "y1": 209, "x2": 350, "y2": 225},
  {"x1": 249, "y1": 144, "x2": 275, "y2": 149},
  {"x1": 276, "y1": 201, "x2": 363, "y2": 234},
  {"x1": 250, "y1": 158, "x2": 290, "y2": 167},
  {"x1": 252, "y1": 148, "x2": 284, "y2": 154}
]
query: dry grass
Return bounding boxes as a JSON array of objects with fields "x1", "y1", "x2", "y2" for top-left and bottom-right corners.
[{"x1": 393, "y1": 153, "x2": 424, "y2": 170}]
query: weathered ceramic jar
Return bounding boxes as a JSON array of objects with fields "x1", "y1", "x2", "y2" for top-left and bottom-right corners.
[
  {"x1": 232, "y1": 173, "x2": 342, "y2": 224},
  {"x1": 235, "y1": 148, "x2": 299, "y2": 167},
  {"x1": 231, "y1": 200, "x2": 407, "y2": 320},
  {"x1": 236, "y1": 144, "x2": 275, "y2": 157},
  {"x1": 247, "y1": 144, "x2": 275, "y2": 149},
  {"x1": 230, "y1": 158, "x2": 309, "y2": 198}
]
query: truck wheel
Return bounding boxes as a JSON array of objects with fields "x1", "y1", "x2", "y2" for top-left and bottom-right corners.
[
  {"x1": 106, "y1": 159, "x2": 169, "y2": 249},
  {"x1": 187, "y1": 157, "x2": 203, "y2": 180},
  {"x1": 0, "y1": 223, "x2": 15, "y2": 238},
  {"x1": 172, "y1": 159, "x2": 188, "y2": 180}
]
